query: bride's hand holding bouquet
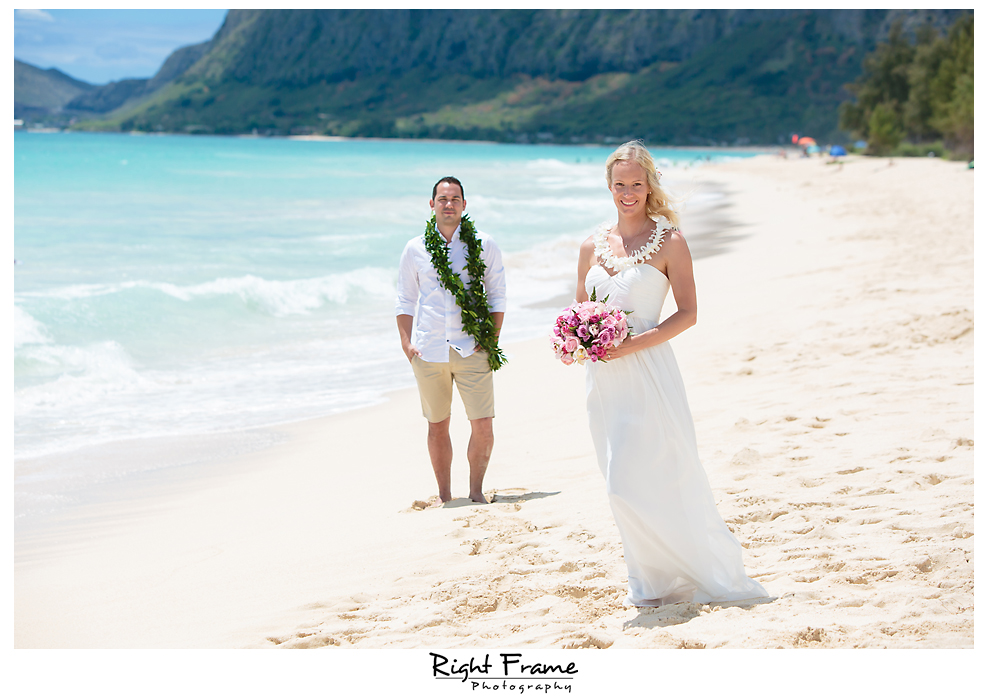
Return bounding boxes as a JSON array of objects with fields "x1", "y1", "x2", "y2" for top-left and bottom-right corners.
[{"x1": 552, "y1": 289, "x2": 632, "y2": 365}]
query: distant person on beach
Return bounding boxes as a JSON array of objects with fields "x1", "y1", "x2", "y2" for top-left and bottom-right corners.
[
  {"x1": 572, "y1": 141, "x2": 767, "y2": 606},
  {"x1": 396, "y1": 177, "x2": 507, "y2": 505}
]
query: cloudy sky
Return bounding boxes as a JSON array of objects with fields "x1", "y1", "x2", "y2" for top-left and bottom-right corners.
[{"x1": 14, "y1": 8, "x2": 229, "y2": 85}]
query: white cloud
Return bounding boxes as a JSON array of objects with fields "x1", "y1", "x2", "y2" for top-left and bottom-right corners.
[{"x1": 15, "y1": 9, "x2": 55, "y2": 22}]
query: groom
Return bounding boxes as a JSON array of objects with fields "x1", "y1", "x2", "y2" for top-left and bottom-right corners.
[{"x1": 395, "y1": 176, "x2": 507, "y2": 504}]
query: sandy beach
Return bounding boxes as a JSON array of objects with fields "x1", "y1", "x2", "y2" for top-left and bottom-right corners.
[{"x1": 14, "y1": 153, "x2": 975, "y2": 675}]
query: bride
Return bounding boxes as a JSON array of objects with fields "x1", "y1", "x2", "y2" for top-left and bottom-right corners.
[{"x1": 575, "y1": 141, "x2": 768, "y2": 607}]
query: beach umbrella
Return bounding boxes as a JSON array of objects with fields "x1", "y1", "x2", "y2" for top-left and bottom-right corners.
[
  {"x1": 806, "y1": 144, "x2": 821, "y2": 154},
  {"x1": 798, "y1": 136, "x2": 816, "y2": 146},
  {"x1": 855, "y1": 140, "x2": 868, "y2": 149},
  {"x1": 830, "y1": 145, "x2": 847, "y2": 157}
]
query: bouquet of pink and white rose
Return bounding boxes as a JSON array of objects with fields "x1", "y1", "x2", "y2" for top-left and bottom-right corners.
[{"x1": 552, "y1": 291, "x2": 632, "y2": 365}]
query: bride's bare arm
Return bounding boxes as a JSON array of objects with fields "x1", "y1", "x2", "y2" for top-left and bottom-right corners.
[
  {"x1": 606, "y1": 230, "x2": 698, "y2": 359},
  {"x1": 575, "y1": 235, "x2": 596, "y2": 303}
]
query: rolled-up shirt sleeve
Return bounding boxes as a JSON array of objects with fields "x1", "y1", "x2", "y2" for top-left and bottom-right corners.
[
  {"x1": 482, "y1": 237, "x2": 507, "y2": 313},
  {"x1": 395, "y1": 240, "x2": 419, "y2": 316}
]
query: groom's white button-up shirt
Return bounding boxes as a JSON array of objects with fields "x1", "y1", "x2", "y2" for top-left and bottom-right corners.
[{"x1": 395, "y1": 224, "x2": 507, "y2": 364}]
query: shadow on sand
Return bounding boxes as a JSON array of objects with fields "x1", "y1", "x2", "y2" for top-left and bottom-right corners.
[
  {"x1": 409, "y1": 490, "x2": 561, "y2": 511},
  {"x1": 488, "y1": 490, "x2": 560, "y2": 505}
]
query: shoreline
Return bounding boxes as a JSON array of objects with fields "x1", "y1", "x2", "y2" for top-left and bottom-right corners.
[
  {"x1": 14, "y1": 154, "x2": 974, "y2": 651},
  {"x1": 24, "y1": 128, "x2": 786, "y2": 159}
]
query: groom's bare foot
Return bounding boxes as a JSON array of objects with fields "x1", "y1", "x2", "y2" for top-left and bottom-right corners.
[
  {"x1": 411, "y1": 495, "x2": 450, "y2": 510},
  {"x1": 430, "y1": 493, "x2": 454, "y2": 508},
  {"x1": 469, "y1": 491, "x2": 488, "y2": 504}
]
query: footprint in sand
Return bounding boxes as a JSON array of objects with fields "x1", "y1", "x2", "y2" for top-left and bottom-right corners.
[
  {"x1": 410, "y1": 497, "x2": 443, "y2": 511},
  {"x1": 731, "y1": 448, "x2": 762, "y2": 468},
  {"x1": 794, "y1": 627, "x2": 828, "y2": 646},
  {"x1": 677, "y1": 639, "x2": 708, "y2": 649},
  {"x1": 563, "y1": 633, "x2": 615, "y2": 649}
]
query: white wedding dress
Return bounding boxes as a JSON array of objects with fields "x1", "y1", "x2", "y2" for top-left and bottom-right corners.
[{"x1": 585, "y1": 260, "x2": 768, "y2": 607}]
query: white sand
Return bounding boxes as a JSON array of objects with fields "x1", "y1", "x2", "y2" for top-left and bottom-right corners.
[{"x1": 14, "y1": 156, "x2": 975, "y2": 667}]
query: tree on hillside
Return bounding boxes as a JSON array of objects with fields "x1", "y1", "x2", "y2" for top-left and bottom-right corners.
[
  {"x1": 839, "y1": 20, "x2": 914, "y2": 153},
  {"x1": 929, "y1": 15, "x2": 974, "y2": 157},
  {"x1": 839, "y1": 14, "x2": 974, "y2": 157},
  {"x1": 867, "y1": 103, "x2": 906, "y2": 154},
  {"x1": 903, "y1": 23, "x2": 951, "y2": 142}
]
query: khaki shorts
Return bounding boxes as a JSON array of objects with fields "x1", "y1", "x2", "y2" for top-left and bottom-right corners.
[{"x1": 411, "y1": 348, "x2": 495, "y2": 422}]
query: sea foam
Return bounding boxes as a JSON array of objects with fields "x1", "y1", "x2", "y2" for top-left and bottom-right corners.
[{"x1": 14, "y1": 306, "x2": 50, "y2": 347}]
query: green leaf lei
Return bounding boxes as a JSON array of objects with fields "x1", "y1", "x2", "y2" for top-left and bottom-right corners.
[{"x1": 423, "y1": 213, "x2": 507, "y2": 372}]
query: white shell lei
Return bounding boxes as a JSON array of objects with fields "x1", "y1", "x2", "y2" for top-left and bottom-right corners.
[{"x1": 593, "y1": 218, "x2": 669, "y2": 272}]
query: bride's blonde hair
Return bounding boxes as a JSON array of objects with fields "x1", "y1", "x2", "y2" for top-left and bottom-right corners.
[{"x1": 605, "y1": 140, "x2": 680, "y2": 228}]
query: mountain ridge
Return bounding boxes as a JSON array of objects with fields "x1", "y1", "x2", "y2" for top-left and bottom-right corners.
[
  {"x1": 14, "y1": 59, "x2": 95, "y2": 118},
  {"x1": 15, "y1": 9, "x2": 972, "y2": 144}
]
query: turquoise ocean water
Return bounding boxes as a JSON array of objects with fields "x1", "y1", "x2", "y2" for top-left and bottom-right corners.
[{"x1": 14, "y1": 131, "x2": 759, "y2": 520}]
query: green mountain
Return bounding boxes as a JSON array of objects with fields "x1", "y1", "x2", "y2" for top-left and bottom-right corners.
[
  {"x1": 21, "y1": 8, "x2": 972, "y2": 144},
  {"x1": 14, "y1": 59, "x2": 95, "y2": 119}
]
